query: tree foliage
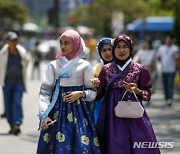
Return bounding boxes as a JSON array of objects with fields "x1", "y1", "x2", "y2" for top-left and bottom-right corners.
[
  {"x1": 71, "y1": 0, "x2": 151, "y2": 36},
  {"x1": 159, "y1": 0, "x2": 180, "y2": 44},
  {"x1": 70, "y1": 0, "x2": 175, "y2": 36},
  {"x1": 0, "y1": 0, "x2": 28, "y2": 27}
]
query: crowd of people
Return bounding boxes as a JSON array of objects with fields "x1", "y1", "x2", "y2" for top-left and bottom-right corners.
[{"x1": 0, "y1": 30, "x2": 179, "y2": 154}]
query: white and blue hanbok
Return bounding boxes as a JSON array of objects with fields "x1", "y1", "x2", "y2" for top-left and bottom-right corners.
[{"x1": 37, "y1": 55, "x2": 101, "y2": 154}]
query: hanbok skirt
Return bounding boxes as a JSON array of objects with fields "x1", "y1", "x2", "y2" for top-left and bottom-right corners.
[
  {"x1": 37, "y1": 86, "x2": 101, "y2": 154},
  {"x1": 93, "y1": 98, "x2": 103, "y2": 124},
  {"x1": 96, "y1": 88, "x2": 161, "y2": 154}
]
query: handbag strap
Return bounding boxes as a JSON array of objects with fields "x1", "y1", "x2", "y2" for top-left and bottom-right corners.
[{"x1": 121, "y1": 90, "x2": 139, "y2": 101}]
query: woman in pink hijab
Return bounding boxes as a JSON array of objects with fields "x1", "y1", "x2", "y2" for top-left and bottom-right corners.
[
  {"x1": 37, "y1": 30, "x2": 101, "y2": 154},
  {"x1": 55, "y1": 30, "x2": 84, "y2": 60}
]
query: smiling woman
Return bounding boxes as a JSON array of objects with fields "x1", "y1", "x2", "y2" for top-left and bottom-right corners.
[
  {"x1": 94, "y1": 34, "x2": 161, "y2": 154},
  {"x1": 114, "y1": 40, "x2": 130, "y2": 61}
]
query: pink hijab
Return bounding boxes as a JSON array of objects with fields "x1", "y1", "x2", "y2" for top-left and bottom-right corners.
[{"x1": 55, "y1": 30, "x2": 83, "y2": 60}]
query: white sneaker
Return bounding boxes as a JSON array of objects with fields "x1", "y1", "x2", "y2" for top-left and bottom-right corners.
[{"x1": 167, "y1": 99, "x2": 173, "y2": 106}]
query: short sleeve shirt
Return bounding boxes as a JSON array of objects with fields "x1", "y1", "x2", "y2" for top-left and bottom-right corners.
[{"x1": 157, "y1": 44, "x2": 179, "y2": 73}]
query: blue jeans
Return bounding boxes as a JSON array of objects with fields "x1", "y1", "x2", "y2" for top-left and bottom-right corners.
[
  {"x1": 162, "y1": 73, "x2": 175, "y2": 100},
  {"x1": 3, "y1": 83, "x2": 24, "y2": 125}
]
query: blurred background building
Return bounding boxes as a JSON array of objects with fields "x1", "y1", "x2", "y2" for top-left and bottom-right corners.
[
  {"x1": 15, "y1": 0, "x2": 92, "y2": 27},
  {"x1": 16, "y1": 0, "x2": 52, "y2": 19},
  {"x1": 0, "y1": 0, "x2": 179, "y2": 60}
]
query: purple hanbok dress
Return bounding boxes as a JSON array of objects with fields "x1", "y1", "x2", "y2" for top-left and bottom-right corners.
[{"x1": 96, "y1": 61, "x2": 161, "y2": 154}]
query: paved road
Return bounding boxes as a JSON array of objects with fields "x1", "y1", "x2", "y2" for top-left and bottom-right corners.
[{"x1": 0, "y1": 60, "x2": 180, "y2": 154}]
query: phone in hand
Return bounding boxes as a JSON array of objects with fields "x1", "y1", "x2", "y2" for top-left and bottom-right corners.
[{"x1": 47, "y1": 120, "x2": 57, "y2": 126}]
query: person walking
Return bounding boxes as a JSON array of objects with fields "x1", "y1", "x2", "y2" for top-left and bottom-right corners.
[
  {"x1": 157, "y1": 34, "x2": 179, "y2": 106},
  {"x1": 37, "y1": 30, "x2": 101, "y2": 154},
  {"x1": 92, "y1": 37, "x2": 113, "y2": 124},
  {"x1": 31, "y1": 41, "x2": 41, "y2": 80},
  {"x1": 93, "y1": 34, "x2": 160, "y2": 154},
  {"x1": 133, "y1": 39, "x2": 157, "y2": 95},
  {"x1": 0, "y1": 31, "x2": 30, "y2": 135}
]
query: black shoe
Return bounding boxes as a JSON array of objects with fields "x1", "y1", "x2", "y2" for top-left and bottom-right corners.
[
  {"x1": 13, "y1": 128, "x2": 21, "y2": 135},
  {"x1": 0, "y1": 113, "x2": 6, "y2": 118},
  {"x1": 8, "y1": 130, "x2": 13, "y2": 134},
  {"x1": 167, "y1": 102, "x2": 172, "y2": 106},
  {"x1": 10, "y1": 124, "x2": 21, "y2": 135},
  {"x1": 8, "y1": 129, "x2": 21, "y2": 135}
]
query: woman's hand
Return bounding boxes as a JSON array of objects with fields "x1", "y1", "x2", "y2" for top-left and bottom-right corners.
[
  {"x1": 123, "y1": 81, "x2": 142, "y2": 96},
  {"x1": 64, "y1": 91, "x2": 83, "y2": 103},
  {"x1": 91, "y1": 78, "x2": 100, "y2": 88},
  {"x1": 42, "y1": 117, "x2": 53, "y2": 130}
]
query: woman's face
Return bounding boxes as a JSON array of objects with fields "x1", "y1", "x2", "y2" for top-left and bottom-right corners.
[
  {"x1": 100, "y1": 44, "x2": 113, "y2": 62},
  {"x1": 60, "y1": 36, "x2": 73, "y2": 56},
  {"x1": 114, "y1": 40, "x2": 130, "y2": 61}
]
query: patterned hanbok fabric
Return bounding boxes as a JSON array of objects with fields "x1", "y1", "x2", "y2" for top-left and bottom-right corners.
[
  {"x1": 37, "y1": 86, "x2": 100, "y2": 153},
  {"x1": 96, "y1": 34, "x2": 160, "y2": 154},
  {"x1": 37, "y1": 59, "x2": 101, "y2": 154},
  {"x1": 37, "y1": 30, "x2": 101, "y2": 154},
  {"x1": 96, "y1": 61, "x2": 160, "y2": 154}
]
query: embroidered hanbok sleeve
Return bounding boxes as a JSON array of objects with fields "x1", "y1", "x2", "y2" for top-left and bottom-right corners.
[
  {"x1": 139, "y1": 66, "x2": 152, "y2": 102},
  {"x1": 39, "y1": 63, "x2": 55, "y2": 118},
  {"x1": 83, "y1": 63, "x2": 97, "y2": 102},
  {"x1": 96, "y1": 67, "x2": 107, "y2": 100}
]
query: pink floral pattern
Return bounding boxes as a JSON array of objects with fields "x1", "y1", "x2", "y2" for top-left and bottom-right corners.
[{"x1": 103, "y1": 62, "x2": 151, "y2": 101}]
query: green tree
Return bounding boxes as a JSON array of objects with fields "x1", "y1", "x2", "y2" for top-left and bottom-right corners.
[
  {"x1": 70, "y1": 0, "x2": 176, "y2": 37},
  {"x1": 70, "y1": 0, "x2": 152, "y2": 36},
  {"x1": 159, "y1": 0, "x2": 180, "y2": 44},
  {"x1": 0, "y1": 0, "x2": 28, "y2": 27}
]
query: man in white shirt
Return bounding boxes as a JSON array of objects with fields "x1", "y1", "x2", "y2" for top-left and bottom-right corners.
[
  {"x1": 157, "y1": 34, "x2": 179, "y2": 106},
  {"x1": 0, "y1": 31, "x2": 30, "y2": 135}
]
